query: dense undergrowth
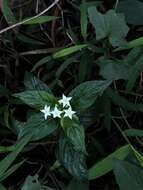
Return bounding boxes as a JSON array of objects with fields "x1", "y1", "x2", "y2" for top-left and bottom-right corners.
[{"x1": 1, "y1": 0, "x2": 143, "y2": 189}]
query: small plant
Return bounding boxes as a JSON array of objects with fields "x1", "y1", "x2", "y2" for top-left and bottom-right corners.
[{"x1": 1, "y1": 0, "x2": 143, "y2": 189}]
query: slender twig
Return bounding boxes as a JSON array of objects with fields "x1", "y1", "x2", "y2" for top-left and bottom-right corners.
[{"x1": 0, "y1": 0, "x2": 59, "y2": 34}]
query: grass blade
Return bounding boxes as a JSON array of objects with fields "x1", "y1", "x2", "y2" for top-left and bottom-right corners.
[{"x1": 53, "y1": 44, "x2": 87, "y2": 59}]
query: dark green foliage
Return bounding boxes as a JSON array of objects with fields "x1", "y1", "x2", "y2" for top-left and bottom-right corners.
[{"x1": 1, "y1": 0, "x2": 143, "y2": 189}]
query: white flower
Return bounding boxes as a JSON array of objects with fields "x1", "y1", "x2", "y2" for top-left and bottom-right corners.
[
  {"x1": 51, "y1": 106, "x2": 63, "y2": 118},
  {"x1": 64, "y1": 107, "x2": 76, "y2": 119},
  {"x1": 58, "y1": 94, "x2": 72, "y2": 107},
  {"x1": 40, "y1": 105, "x2": 51, "y2": 120}
]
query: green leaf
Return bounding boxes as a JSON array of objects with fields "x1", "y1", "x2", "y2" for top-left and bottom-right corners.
[
  {"x1": 80, "y1": 0, "x2": 88, "y2": 40},
  {"x1": 0, "y1": 145, "x2": 15, "y2": 153},
  {"x1": 113, "y1": 159, "x2": 143, "y2": 190},
  {"x1": 124, "y1": 47, "x2": 143, "y2": 65},
  {"x1": 66, "y1": 124, "x2": 86, "y2": 154},
  {"x1": 88, "y1": 144, "x2": 131, "y2": 180},
  {"x1": 98, "y1": 57, "x2": 129, "y2": 80},
  {"x1": 117, "y1": 0, "x2": 143, "y2": 25},
  {"x1": 13, "y1": 90, "x2": 56, "y2": 110},
  {"x1": 23, "y1": 16, "x2": 57, "y2": 25},
  {"x1": 24, "y1": 72, "x2": 52, "y2": 94},
  {"x1": 69, "y1": 80, "x2": 111, "y2": 111},
  {"x1": 17, "y1": 113, "x2": 58, "y2": 141},
  {"x1": 88, "y1": 7, "x2": 106, "y2": 40},
  {"x1": 58, "y1": 134, "x2": 87, "y2": 180},
  {"x1": 124, "y1": 129, "x2": 143, "y2": 137},
  {"x1": 31, "y1": 56, "x2": 52, "y2": 72},
  {"x1": 53, "y1": 44, "x2": 87, "y2": 59},
  {"x1": 126, "y1": 55, "x2": 143, "y2": 91},
  {"x1": 0, "y1": 160, "x2": 25, "y2": 182},
  {"x1": 88, "y1": 7, "x2": 129, "y2": 47},
  {"x1": 61, "y1": 117, "x2": 86, "y2": 153},
  {"x1": 0, "y1": 134, "x2": 32, "y2": 180},
  {"x1": 114, "y1": 37, "x2": 143, "y2": 51},
  {"x1": 67, "y1": 178, "x2": 89, "y2": 190},
  {"x1": 2, "y1": 0, "x2": 16, "y2": 24}
]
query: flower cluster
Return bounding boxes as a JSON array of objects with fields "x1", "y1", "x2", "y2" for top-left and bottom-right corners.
[{"x1": 40, "y1": 94, "x2": 76, "y2": 120}]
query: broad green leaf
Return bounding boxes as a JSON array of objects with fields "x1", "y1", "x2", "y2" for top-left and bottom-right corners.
[
  {"x1": 53, "y1": 44, "x2": 87, "y2": 59},
  {"x1": 31, "y1": 56, "x2": 52, "y2": 72},
  {"x1": 114, "y1": 37, "x2": 143, "y2": 51},
  {"x1": 61, "y1": 117, "x2": 86, "y2": 153},
  {"x1": 126, "y1": 55, "x2": 143, "y2": 91},
  {"x1": 23, "y1": 16, "x2": 57, "y2": 25},
  {"x1": 58, "y1": 134, "x2": 87, "y2": 180},
  {"x1": 67, "y1": 178, "x2": 89, "y2": 190},
  {"x1": 66, "y1": 124, "x2": 86, "y2": 153},
  {"x1": 113, "y1": 159, "x2": 143, "y2": 190},
  {"x1": 17, "y1": 113, "x2": 58, "y2": 141},
  {"x1": 2, "y1": 0, "x2": 16, "y2": 24},
  {"x1": 13, "y1": 90, "x2": 57, "y2": 110},
  {"x1": 124, "y1": 129, "x2": 143, "y2": 137},
  {"x1": 107, "y1": 88, "x2": 143, "y2": 112},
  {"x1": 24, "y1": 72, "x2": 52, "y2": 94},
  {"x1": 98, "y1": 57, "x2": 129, "y2": 80},
  {"x1": 80, "y1": 0, "x2": 88, "y2": 40},
  {"x1": 104, "y1": 11, "x2": 129, "y2": 47},
  {"x1": 117, "y1": 0, "x2": 143, "y2": 25},
  {"x1": 88, "y1": 7, "x2": 106, "y2": 40},
  {"x1": 0, "y1": 134, "x2": 32, "y2": 179},
  {"x1": 69, "y1": 80, "x2": 111, "y2": 111},
  {"x1": 88, "y1": 144, "x2": 131, "y2": 180},
  {"x1": 88, "y1": 7, "x2": 129, "y2": 47}
]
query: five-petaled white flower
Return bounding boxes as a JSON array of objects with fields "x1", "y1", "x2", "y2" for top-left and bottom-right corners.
[
  {"x1": 51, "y1": 106, "x2": 63, "y2": 118},
  {"x1": 64, "y1": 107, "x2": 76, "y2": 119},
  {"x1": 58, "y1": 94, "x2": 72, "y2": 107},
  {"x1": 40, "y1": 105, "x2": 51, "y2": 120}
]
